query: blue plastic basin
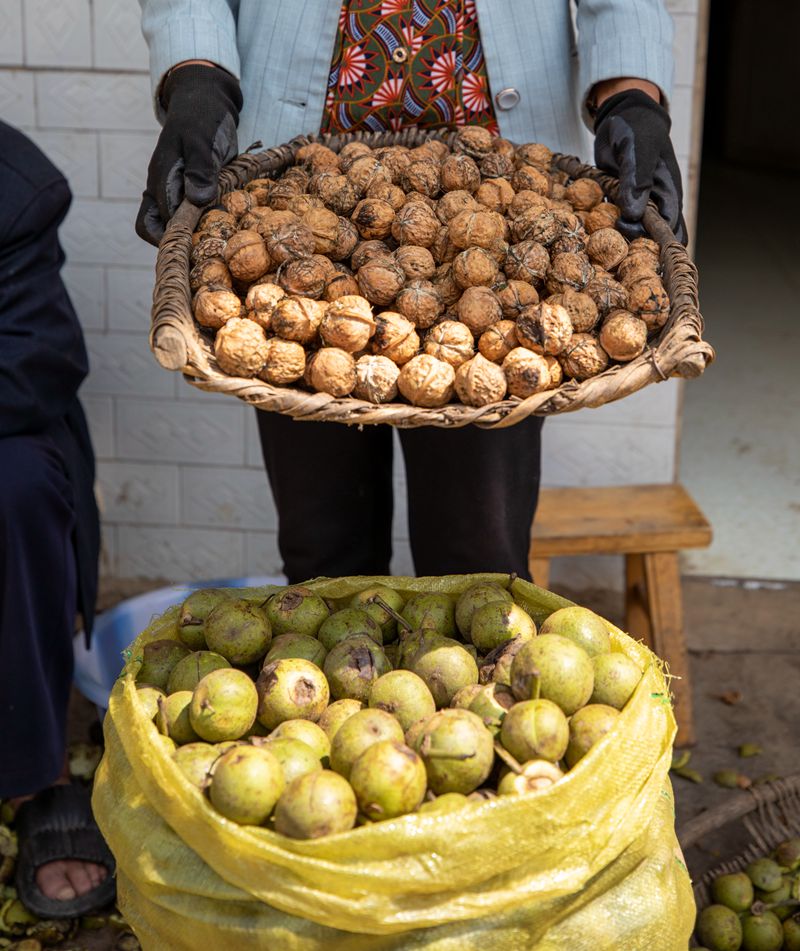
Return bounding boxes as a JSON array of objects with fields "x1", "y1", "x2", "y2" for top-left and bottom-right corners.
[{"x1": 73, "y1": 575, "x2": 284, "y2": 711}]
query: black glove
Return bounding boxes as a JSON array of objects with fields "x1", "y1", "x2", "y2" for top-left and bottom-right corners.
[
  {"x1": 136, "y1": 64, "x2": 243, "y2": 246},
  {"x1": 593, "y1": 89, "x2": 687, "y2": 245}
]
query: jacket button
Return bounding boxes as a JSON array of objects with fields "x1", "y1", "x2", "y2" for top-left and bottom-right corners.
[{"x1": 495, "y1": 87, "x2": 520, "y2": 111}]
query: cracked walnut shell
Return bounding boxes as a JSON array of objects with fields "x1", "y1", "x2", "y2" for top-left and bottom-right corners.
[
  {"x1": 272, "y1": 296, "x2": 325, "y2": 344},
  {"x1": 193, "y1": 284, "x2": 243, "y2": 330},
  {"x1": 516, "y1": 301, "x2": 573, "y2": 355},
  {"x1": 306, "y1": 347, "x2": 357, "y2": 397},
  {"x1": 559, "y1": 333, "x2": 610, "y2": 380},
  {"x1": 214, "y1": 317, "x2": 268, "y2": 377},
  {"x1": 371, "y1": 311, "x2": 420, "y2": 365},
  {"x1": 599, "y1": 309, "x2": 648, "y2": 361},
  {"x1": 354, "y1": 354, "x2": 400, "y2": 403},
  {"x1": 455, "y1": 353, "x2": 508, "y2": 406},
  {"x1": 478, "y1": 319, "x2": 518, "y2": 363},
  {"x1": 424, "y1": 320, "x2": 475, "y2": 368},
  {"x1": 502, "y1": 347, "x2": 551, "y2": 398},
  {"x1": 397, "y1": 353, "x2": 455, "y2": 407},
  {"x1": 321, "y1": 295, "x2": 376, "y2": 352}
]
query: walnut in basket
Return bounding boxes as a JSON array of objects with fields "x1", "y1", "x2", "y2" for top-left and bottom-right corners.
[
  {"x1": 455, "y1": 125, "x2": 494, "y2": 159},
  {"x1": 397, "y1": 353, "x2": 455, "y2": 407},
  {"x1": 244, "y1": 178, "x2": 272, "y2": 206},
  {"x1": 197, "y1": 209, "x2": 237, "y2": 240},
  {"x1": 546, "y1": 251, "x2": 594, "y2": 295},
  {"x1": 313, "y1": 173, "x2": 359, "y2": 216},
  {"x1": 584, "y1": 272, "x2": 628, "y2": 316},
  {"x1": 214, "y1": 317, "x2": 268, "y2": 377},
  {"x1": 599, "y1": 310, "x2": 648, "y2": 361},
  {"x1": 424, "y1": 320, "x2": 475, "y2": 369},
  {"x1": 402, "y1": 160, "x2": 441, "y2": 198},
  {"x1": 353, "y1": 354, "x2": 400, "y2": 403},
  {"x1": 516, "y1": 301, "x2": 573, "y2": 356},
  {"x1": 259, "y1": 338, "x2": 307, "y2": 385},
  {"x1": 193, "y1": 284, "x2": 243, "y2": 330},
  {"x1": 190, "y1": 258, "x2": 232, "y2": 294},
  {"x1": 223, "y1": 230, "x2": 270, "y2": 283},
  {"x1": 440, "y1": 153, "x2": 481, "y2": 193},
  {"x1": 452, "y1": 247, "x2": 498, "y2": 289},
  {"x1": 395, "y1": 245, "x2": 436, "y2": 281},
  {"x1": 320, "y1": 295, "x2": 376, "y2": 352},
  {"x1": 478, "y1": 319, "x2": 518, "y2": 363},
  {"x1": 454, "y1": 353, "x2": 508, "y2": 406},
  {"x1": 373, "y1": 145, "x2": 412, "y2": 184},
  {"x1": 277, "y1": 257, "x2": 328, "y2": 299},
  {"x1": 356, "y1": 256, "x2": 406, "y2": 306},
  {"x1": 456, "y1": 285, "x2": 503, "y2": 336},
  {"x1": 351, "y1": 198, "x2": 396, "y2": 241},
  {"x1": 559, "y1": 333, "x2": 610, "y2": 380},
  {"x1": 626, "y1": 275, "x2": 670, "y2": 332},
  {"x1": 543, "y1": 354, "x2": 563, "y2": 388},
  {"x1": 371, "y1": 311, "x2": 420, "y2": 366},
  {"x1": 394, "y1": 280, "x2": 444, "y2": 329},
  {"x1": 365, "y1": 179, "x2": 406, "y2": 212},
  {"x1": 479, "y1": 151, "x2": 514, "y2": 180},
  {"x1": 337, "y1": 141, "x2": 372, "y2": 173},
  {"x1": 512, "y1": 208, "x2": 560, "y2": 247},
  {"x1": 448, "y1": 209, "x2": 505, "y2": 250},
  {"x1": 302, "y1": 207, "x2": 341, "y2": 255},
  {"x1": 514, "y1": 142, "x2": 552, "y2": 172},
  {"x1": 192, "y1": 236, "x2": 228, "y2": 267},
  {"x1": 586, "y1": 228, "x2": 628, "y2": 271},
  {"x1": 504, "y1": 241, "x2": 550, "y2": 286},
  {"x1": 266, "y1": 220, "x2": 316, "y2": 266},
  {"x1": 430, "y1": 226, "x2": 459, "y2": 265},
  {"x1": 511, "y1": 165, "x2": 552, "y2": 197},
  {"x1": 324, "y1": 268, "x2": 361, "y2": 302},
  {"x1": 564, "y1": 178, "x2": 604, "y2": 211},
  {"x1": 508, "y1": 190, "x2": 550, "y2": 221},
  {"x1": 475, "y1": 177, "x2": 515, "y2": 214},
  {"x1": 347, "y1": 155, "x2": 392, "y2": 197},
  {"x1": 583, "y1": 202, "x2": 620, "y2": 234},
  {"x1": 392, "y1": 202, "x2": 440, "y2": 248},
  {"x1": 502, "y1": 347, "x2": 552, "y2": 398},
  {"x1": 220, "y1": 189, "x2": 254, "y2": 219},
  {"x1": 547, "y1": 288, "x2": 599, "y2": 334},
  {"x1": 245, "y1": 282, "x2": 285, "y2": 331},
  {"x1": 432, "y1": 263, "x2": 461, "y2": 307},
  {"x1": 436, "y1": 190, "x2": 479, "y2": 224},
  {"x1": 271, "y1": 296, "x2": 325, "y2": 345},
  {"x1": 306, "y1": 347, "x2": 357, "y2": 397}
]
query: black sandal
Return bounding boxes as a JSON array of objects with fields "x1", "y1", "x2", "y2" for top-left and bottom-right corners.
[{"x1": 14, "y1": 784, "x2": 116, "y2": 919}]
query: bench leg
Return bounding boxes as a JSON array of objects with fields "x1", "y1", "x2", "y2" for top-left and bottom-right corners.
[
  {"x1": 626, "y1": 552, "x2": 695, "y2": 748},
  {"x1": 529, "y1": 557, "x2": 551, "y2": 590},
  {"x1": 625, "y1": 554, "x2": 654, "y2": 650}
]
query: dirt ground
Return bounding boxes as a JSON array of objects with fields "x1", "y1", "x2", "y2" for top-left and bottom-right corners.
[{"x1": 58, "y1": 573, "x2": 800, "y2": 948}]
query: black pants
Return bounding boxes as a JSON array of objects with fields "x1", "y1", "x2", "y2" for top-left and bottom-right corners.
[
  {"x1": 256, "y1": 412, "x2": 544, "y2": 584},
  {"x1": 0, "y1": 433, "x2": 76, "y2": 798}
]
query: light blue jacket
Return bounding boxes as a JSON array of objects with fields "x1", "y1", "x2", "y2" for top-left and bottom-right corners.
[{"x1": 140, "y1": 1, "x2": 674, "y2": 162}]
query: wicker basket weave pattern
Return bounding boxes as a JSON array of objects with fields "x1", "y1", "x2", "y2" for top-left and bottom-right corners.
[{"x1": 150, "y1": 129, "x2": 714, "y2": 428}]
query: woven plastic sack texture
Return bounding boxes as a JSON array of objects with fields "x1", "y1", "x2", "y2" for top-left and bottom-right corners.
[{"x1": 93, "y1": 574, "x2": 695, "y2": 950}]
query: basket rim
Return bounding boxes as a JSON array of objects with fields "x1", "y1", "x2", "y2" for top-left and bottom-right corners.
[{"x1": 150, "y1": 128, "x2": 714, "y2": 428}]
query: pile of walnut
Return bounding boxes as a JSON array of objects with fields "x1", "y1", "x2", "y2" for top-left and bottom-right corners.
[{"x1": 190, "y1": 126, "x2": 670, "y2": 408}]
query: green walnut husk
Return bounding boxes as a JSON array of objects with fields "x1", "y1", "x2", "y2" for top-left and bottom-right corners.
[
  {"x1": 740, "y1": 910, "x2": 784, "y2": 951},
  {"x1": 368, "y1": 670, "x2": 436, "y2": 732},
  {"x1": 696, "y1": 903, "x2": 743, "y2": 951},
  {"x1": 189, "y1": 668, "x2": 258, "y2": 742},
  {"x1": 454, "y1": 582, "x2": 513, "y2": 641},
  {"x1": 417, "y1": 709, "x2": 494, "y2": 795},
  {"x1": 266, "y1": 587, "x2": 330, "y2": 638},
  {"x1": 264, "y1": 633, "x2": 328, "y2": 668},
  {"x1": 318, "y1": 608, "x2": 383, "y2": 651},
  {"x1": 746, "y1": 858, "x2": 784, "y2": 892},
  {"x1": 324, "y1": 635, "x2": 392, "y2": 703},
  {"x1": 510, "y1": 634, "x2": 594, "y2": 715},
  {"x1": 329, "y1": 708, "x2": 404, "y2": 780},
  {"x1": 401, "y1": 593, "x2": 457, "y2": 637},
  {"x1": 349, "y1": 740, "x2": 427, "y2": 821},
  {"x1": 156, "y1": 691, "x2": 201, "y2": 745},
  {"x1": 274, "y1": 770, "x2": 358, "y2": 839},
  {"x1": 317, "y1": 699, "x2": 363, "y2": 742},
  {"x1": 539, "y1": 606, "x2": 611, "y2": 656},
  {"x1": 268, "y1": 719, "x2": 331, "y2": 762},
  {"x1": 711, "y1": 871, "x2": 754, "y2": 913},
  {"x1": 590, "y1": 652, "x2": 643, "y2": 709},
  {"x1": 178, "y1": 587, "x2": 233, "y2": 650},
  {"x1": 208, "y1": 745, "x2": 285, "y2": 825},
  {"x1": 166, "y1": 650, "x2": 230, "y2": 694},
  {"x1": 255, "y1": 658, "x2": 330, "y2": 730},
  {"x1": 470, "y1": 601, "x2": 536, "y2": 653},
  {"x1": 204, "y1": 599, "x2": 272, "y2": 665},
  {"x1": 350, "y1": 586, "x2": 406, "y2": 643},
  {"x1": 135, "y1": 639, "x2": 191, "y2": 690}
]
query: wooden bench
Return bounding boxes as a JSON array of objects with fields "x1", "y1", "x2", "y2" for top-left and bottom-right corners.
[{"x1": 529, "y1": 484, "x2": 712, "y2": 748}]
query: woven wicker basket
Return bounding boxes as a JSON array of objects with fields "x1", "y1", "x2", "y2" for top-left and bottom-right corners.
[
  {"x1": 678, "y1": 773, "x2": 800, "y2": 915},
  {"x1": 150, "y1": 128, "x2": 714, "y2": 428}
]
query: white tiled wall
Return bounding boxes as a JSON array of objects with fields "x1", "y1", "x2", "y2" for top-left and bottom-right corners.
[{"x1": 2, "y1": 0, "x2": 706, "y2": 587}]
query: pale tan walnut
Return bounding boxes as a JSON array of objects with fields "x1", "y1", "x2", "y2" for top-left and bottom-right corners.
[
  {"x1": 586, "y1": 228, "x2": 629, "y2": 271},
  {"x1": 325, "y1": 268, "x2": 360, "y2": 302},
  {"x1": 402, "y1": 160, "x2": 441, "y2": 198},
  {"x1": 220, "y1": 189, "x2": 254, "y2": 219},
  {"x1": 492, "y1": 136, "x2": 516, "y2": 159},
  {"x1": 511, "y1": 165, "x2": 552, "y2": 196},
  {"x1": 551, "y1": 183, "x2": 566, "y2": 200},
  {"x1": 503, "y1": 240, "x2": 550, "y2": 285},
  {"x1": 628, "y1": 236, "x2": 660, "y2": 258},
  {"x1": 584, "y1": 272, "x2": 628, "y2": 316},
  {"x1": 392, "y1": 202, "x2": 439, "y2": 248},
  {"x1": 191, "y1": 236, "x2": 227, "y2": 267},
  {"x1": 271, "y1": 296, "x2": 325, "y2": 344},
  {"x1": 626, "y1": 275, "x2": 670, "y2": 331},
  {"x1": 440, "y1": 153, "x2": 481, "y2": 193},
  {"x1": 286, "y1": 194, "x2": 324, "y2": 218},
  {"x1": 255, "y1": 338, "x2": 305, "y2": 385},
  {"x1": 321, "y1": 295, "x2": 376, "y2": 352},
  {"x1": 356, "y1": 256, "x2": 406, "y2": 306},
  {"x1": 599, "y1": 309, "x2": 648, "y2": 361},
  {"x1": 452, "y1": 247, "x2": 499, "y2": 289},
  {"x1": 314, "y1": 174, "x2": 359, "y2": 216},
  {"x1": 277, "y1": 257, "x2": 328, "y2": 299},
  {"x1": 193, "y1": 284, "x2": 243, "y2": 329},
  {"x1": 397, "y1": 354, "x2": 455, "y2": 407},
  {"x1": 224, "y1": 230, "x2": 271, "y2": 282},
  {"x1": 508, "y1": 190, "x2": 550, "y2": 220},
  {"x1": 584, "y1": 202, "x2": 620, "y2": 233},
  {"x1": 478, "y1": 319, "x2": 518, "y2": 363},
  {"x1": 430, "y1": 227, "x2": 459, "y2": 265},
  {"x1": 432, "y1": 263, "x2": 461, "y2": 307},
  {"x1": 454, "y1": 353, "x2": 508, "y2": 406},
  {"x1": 395, "y1": 280, "x2": 444, "y2": 329},
  {"x1": 366, "y1": 179, "x2": 406, "y2": 211},
  {"x1": 302, "y1": 207, "x2": 340, "y2": 255},
  {"x1": 306, "y1": 347, "x2": 357, "y2": 397},
  {"x1": 502, "y1": 347, "x2": 551, "y2": 398},
  {"x1": 455, "y1": 125, "x2": 494, "y2": 159},
  {"x1": 617, "y1": 261, "x2": 659, "y2": 289},
  {"x1": 479, "y1": 151, "x2": 514, "y2": 180},
  {"x1": 372, "y1": 145, "x2": 412, "y2": 184},
  {"x1": 347, "y1": 155, "x2": 391, "y2": 197},
  {"x1": 197, "y1": 209, "x2": 237, "y2": 239},
  {"x1": 190, "y1": 258, "x2": 232, "y2": 293},
  {"x1": 330, "y1": 217, "x2": 359, "y2": 262},
  {"x1": 244, "y1": 178, "x2": 272, "y2": 205},
  {"x1": 475, "y1": 177, "x2": 515, "y2": 214},
  {"x1": 395, "y1": 245, "x2": 436, "y2": 281},
  {"x1": 296, "y1": 142, "x2": 340, "y2": 171},
  {"x1": 423, "y1": 319, "x2": 475, "y2": 368},
  {"x1": 436, "y1": 190, "x2": 479, "y2": 224},
  {"x1": 351, "y1": 239, "x2": 393, "y2": 271},
  {"x1": 371, "y1": 311, "x2": 420, "y2": 365},
  {"x1": 353, "y1": 354, "x2": 400, "y2": 403},
  {"x1": 546, "y1": 252, "x2": 594, "y2": 295},
  {"x1": 266, "y1": 221, "x2": 316, "y2": 266},
  {"x1": 514, "y1": 142, "x2": 553, "y2": 171},
  {"x1": 512, "y1": 208, "x2": 560, "y2": 246},
  {"x1": 618, "y1": 247, "x2": 660, "y2": 277},
  {"x1": 448, "y1": 209, "x2": 505, "y2": 250},
  {"x1": 559, "y1": 333, "x2": 610, "y2": 380},
  {"x1": 551, "y1": 168, "x2": 570, "y2": 185},
  {"x1": 351, "y1": 197, "x2": 396, "y2": 240},
  {"x1": 548, "y1": 287, "x2": 599, "y2": 333},
  {"x1": 496, "y1": 280, "x2": 539, "y2": 319},
  {"x1": 245, "y1": 282, "x2": 285, "y2": 331},
  {"x1": 213, "y1": 317, "x2": 268, "y2": 377},
  {"x1": 338, "y1": 141, "x2": 373, "y2": 173},
  {"x1": 543, "y1": 354, "x2": 563, "y2": 388},
  {"x1": 516, "y1": 301, "x2": 573, "y2": 355},
  {"x1": 564, "y1": 178, "x2": 605, "y2": 211},
  {"x1": 456, "y1": 285, "x2": 503, "y2": 335}
]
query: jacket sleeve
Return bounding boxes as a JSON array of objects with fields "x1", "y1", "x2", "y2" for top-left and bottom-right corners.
[
  {"x1": 0, "y1": 179, "x2": 89, "y2": 438},
  {"x1": 138, "y1": 0, "x2": 242, "y2": 121},
  {"x1": 575, "y1": 0, "x2": 674, "y2": 124}
]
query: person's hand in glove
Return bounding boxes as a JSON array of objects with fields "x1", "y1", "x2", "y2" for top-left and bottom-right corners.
[
  {"x1": 593, "y1": 86, "x2": 687, "y2": 245},
  {"x1": 136, "y1": 63, "x2": 243, "y2": 246}
]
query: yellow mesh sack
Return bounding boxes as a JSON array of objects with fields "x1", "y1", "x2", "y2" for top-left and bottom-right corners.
[{"x1": 93, "y1": 574, "x2": 695, "y2": 950}]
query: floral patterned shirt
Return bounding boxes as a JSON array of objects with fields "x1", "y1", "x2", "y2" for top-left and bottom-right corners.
[{"x1": 321, "y1": 0, "x2": 498, "y2": 135}]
